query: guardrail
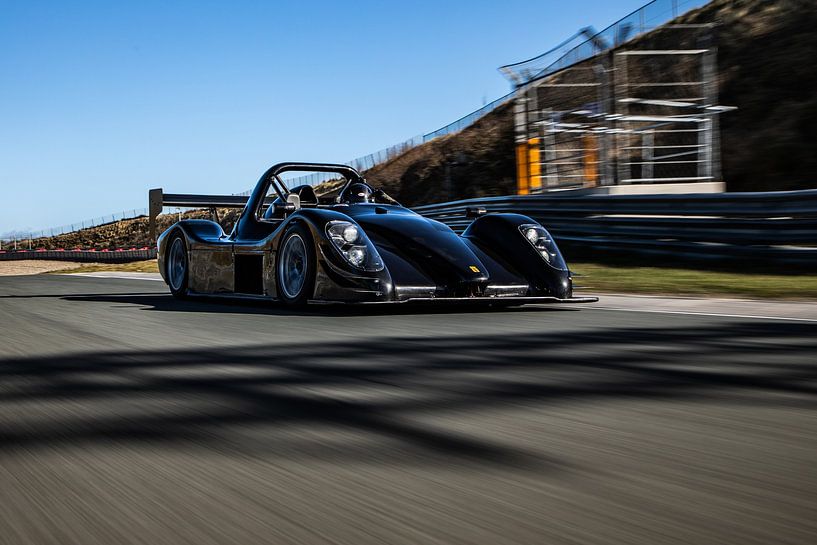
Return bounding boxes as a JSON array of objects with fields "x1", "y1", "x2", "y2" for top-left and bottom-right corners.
[
  {"x1": 415, "y1": 190, "x2": 817, "y2": 267},
  {"x1": 14, "y1": 187, "x2": 817, "y2": 269}
]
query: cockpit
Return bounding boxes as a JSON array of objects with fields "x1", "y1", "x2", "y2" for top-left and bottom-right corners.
[{"x1": 260, "y1": 175, "x2": 398, "y2": 221}]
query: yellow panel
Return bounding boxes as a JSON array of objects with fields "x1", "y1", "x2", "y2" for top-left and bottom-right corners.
[
  {"x1": 584, "y1": 134, "x2": 598, "y2": 187},
  {"x1": 528, "y1": 138, "x2": 541, "y2": 192},
  {"x1": 516, "y1": 142, "x2": 529, "y2": 195}
]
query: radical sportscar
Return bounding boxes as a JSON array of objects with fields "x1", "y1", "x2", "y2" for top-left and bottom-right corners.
[{"x1": 157, "y1": 163, "x2": 596, "y2": 306}]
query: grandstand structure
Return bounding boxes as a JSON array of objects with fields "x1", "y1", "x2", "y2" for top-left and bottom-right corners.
[{"x1": 505, "y1": 1, "x2": 734, "y2": 193}]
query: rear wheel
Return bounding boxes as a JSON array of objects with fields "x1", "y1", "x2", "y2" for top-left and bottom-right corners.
[
  {"x1": 166, "y1": 233, "x2": 189, "y2": 299},
  {"x1": 276, "y1": 223, "x2": 316, "y2": 307}
]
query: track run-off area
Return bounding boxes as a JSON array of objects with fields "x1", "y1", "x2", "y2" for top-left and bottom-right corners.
[{"x1": 1, "y1": 274, "x2": 815, "y2": 545}]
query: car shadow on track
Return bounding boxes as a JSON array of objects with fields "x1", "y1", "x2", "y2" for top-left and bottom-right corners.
[
  {"x1": 0, "y1": 322, "x2": 815, "y2": 470},
  {"x1": 0, "y1": 292, "x2": 161, "y2": 299},
  {"x1": 60, "y1": 292, "x2": 584, "y2": 317}
]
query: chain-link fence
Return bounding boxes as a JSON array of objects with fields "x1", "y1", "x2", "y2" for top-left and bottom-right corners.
[
  {"x1": 500, "y1": 0, "x2": 710, "y2": 87},
  {"x1": 422, "y1": 93, "x2": 515, "y2": 142},
  {"x1": 0, "y1": 208, "x2": 148, "y2": 250}
]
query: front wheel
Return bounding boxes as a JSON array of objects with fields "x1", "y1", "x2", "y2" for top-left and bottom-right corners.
[
  {"x1": 276, "y1": 223, "x2": 316, "y2": 307},
  {"x1": 166, "y1": 233, "x2": 189, "y2": 299}
]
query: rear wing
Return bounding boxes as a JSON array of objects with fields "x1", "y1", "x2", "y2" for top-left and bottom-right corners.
[{"x1": 148, "y1": 189, "x2": 250, "y2": 240}]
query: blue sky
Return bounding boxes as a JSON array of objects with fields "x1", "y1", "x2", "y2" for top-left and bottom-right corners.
[{"x1": 0, "y1": 0, "x2": 646, "y2": 234}]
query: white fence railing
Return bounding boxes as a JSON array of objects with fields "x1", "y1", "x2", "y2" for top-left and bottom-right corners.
[{"x1": 0, "y1": 208, "x2": 148, "y2": 249}]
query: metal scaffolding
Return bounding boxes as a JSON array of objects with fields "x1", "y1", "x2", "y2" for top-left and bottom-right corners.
[{"x1": 514, "y1": 24, "x2": 734, "y2": 193}]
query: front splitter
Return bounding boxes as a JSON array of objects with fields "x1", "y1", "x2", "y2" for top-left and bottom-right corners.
[{"x1": 308, "y1": 296, "x2": 598, "y2": 305}]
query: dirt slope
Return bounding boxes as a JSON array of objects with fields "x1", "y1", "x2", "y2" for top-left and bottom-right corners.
[{"x1": 362, "y1": 102, "x2": 517, "y2": 206}]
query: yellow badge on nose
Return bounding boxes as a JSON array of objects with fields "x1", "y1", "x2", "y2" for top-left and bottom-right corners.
[{"x1": 469, "y1": 265, "x2": 481, "y2": 273}]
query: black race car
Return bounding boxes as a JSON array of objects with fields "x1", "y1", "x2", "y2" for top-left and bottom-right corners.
[{"x1": 157, "y1": 162, "x2": 596, "y2": 306}]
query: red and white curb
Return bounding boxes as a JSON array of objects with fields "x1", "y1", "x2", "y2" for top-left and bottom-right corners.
[{"x1": 64, "y1": 272, "x2": 164, "y2": 282}]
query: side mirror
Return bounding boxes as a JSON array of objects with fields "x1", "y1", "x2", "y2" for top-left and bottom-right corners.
[{"x1": 465, "y1": 207, "x2": 487, "y2": 218}]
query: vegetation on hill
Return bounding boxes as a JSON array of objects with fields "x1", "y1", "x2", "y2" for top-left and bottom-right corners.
[{"x1": 18, "y1": 209, "x2": 241, "y2": 250}]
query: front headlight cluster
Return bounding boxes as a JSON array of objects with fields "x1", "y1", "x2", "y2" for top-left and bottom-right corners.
[
  {"x1": 519, "y1": 224, "x2": 568, "y2": 270},
  {"x1": 326, "y1": 220, "x2": 384, "y2": 271}
]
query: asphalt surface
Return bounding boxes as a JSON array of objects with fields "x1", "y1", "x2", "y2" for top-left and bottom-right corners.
[{"x1": 0, "y1": 274, "x2": 815, "y2": 545}]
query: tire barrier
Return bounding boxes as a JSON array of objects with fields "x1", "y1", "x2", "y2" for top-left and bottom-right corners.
[{"x1": 0, "y1": 248, "x2": 157, "y2": 263}]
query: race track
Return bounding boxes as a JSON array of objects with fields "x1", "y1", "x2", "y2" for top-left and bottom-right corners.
[{"x1": 1, "y1": 275, "x2": 815, "y2": 545}]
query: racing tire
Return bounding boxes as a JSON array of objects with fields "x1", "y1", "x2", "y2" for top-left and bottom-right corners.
[
  {"x1": 166, "y1": 232, "x2": 189, "y2": 299},
  {"x1": 276, "y1": 223, "x2": 316, "y2": 307}
]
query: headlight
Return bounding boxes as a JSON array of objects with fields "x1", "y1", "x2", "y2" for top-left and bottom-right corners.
[
  {"x1": 326, "y1": 220, "x2": 384, "y2": 272},
  {"x1": 347, "y1": 246, "x2": 366, "y2": 267},
  {"x1": 519, "y1": 224, "x2": 568, "y2": 270},
  {"x1": 524, "y1": 227, "x2": 539, "y2": 244},
  {"x1": 342, "y1": 224, "x2": 359, "y2": 243}
]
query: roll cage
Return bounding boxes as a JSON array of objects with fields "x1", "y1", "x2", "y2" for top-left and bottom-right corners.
[
  {"x1": 234, "y1": 162, "x2": 390, "y2": 241},
  {"x1": 251, "y1": 163, "x2": 365, "y2": 206}
]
